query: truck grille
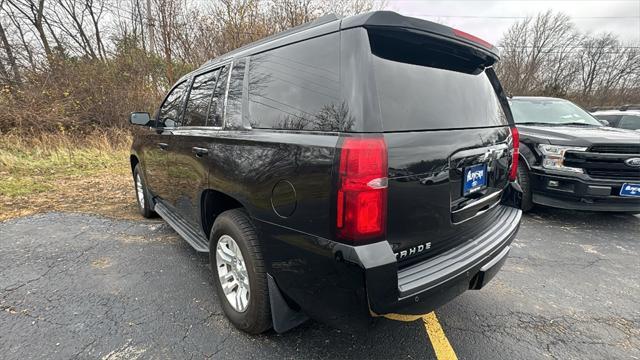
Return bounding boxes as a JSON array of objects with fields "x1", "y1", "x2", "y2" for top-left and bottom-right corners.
[
  {"x1": 589, "y1": 144, "x2": 640, "y2": 154},
  {"x1": 564, "y1": 145, "x2": 640, "y2": 181},
  {"x1": 587, "y1": 169, "x2": 640, "y2": 181}
]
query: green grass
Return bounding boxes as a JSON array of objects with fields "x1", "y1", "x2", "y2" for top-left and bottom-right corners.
[
  {"x1": 0, "y1": 130, "x2": 140, "y2": 222},
  {"x1": 0, "y1": 131, "x2": 131, "y2": 198},
  {"x1": 0, "y1": 177, "x2": 52, "y2": 197}
]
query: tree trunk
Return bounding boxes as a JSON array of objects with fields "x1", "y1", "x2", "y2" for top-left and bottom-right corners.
[
  {"x1": 0, "y1": 19, "x2": 22, "y2": 83},
  {"x1": 35, "y1": 0, "x2": 53, "y2": 60}
]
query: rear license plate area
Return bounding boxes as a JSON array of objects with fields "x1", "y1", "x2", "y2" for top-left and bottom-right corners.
[
  {"x1": 620, "y1": 183, "x2": 640, "y2": 197},
  {"x1": 463, "y1": 163, "x2": 488, "y2": 196}
]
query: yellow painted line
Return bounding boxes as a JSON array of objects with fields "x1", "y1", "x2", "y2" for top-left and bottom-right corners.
[
  {"x1": 380, "y1": 311, "x2": 458, "y2": 360},
  {"x1": 381, "y1": 313, "x2": 424, "y2": 322},
  {"x1": 423, "y1": 312, "x2": 458, "y2": 360}
]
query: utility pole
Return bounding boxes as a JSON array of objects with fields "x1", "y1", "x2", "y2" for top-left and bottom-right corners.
[{"x1": 146, "y1": 0, "x2": 155, "y2": 53}]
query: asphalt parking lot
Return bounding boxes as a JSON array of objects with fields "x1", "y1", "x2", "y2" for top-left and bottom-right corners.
[{"x1": 1, "y1": 209, "x2": 638, "y2": 359}]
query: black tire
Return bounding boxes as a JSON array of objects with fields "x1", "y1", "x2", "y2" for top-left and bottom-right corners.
[
  {"x1": 133, "y1": 164, "x2": 156, "y2": 218},
  {"x1": 517, "y1": 161, "x2": 534, "y2": 212},
  {"x1": 209, "y1": 209, "x2": 271, "y2": 334}
]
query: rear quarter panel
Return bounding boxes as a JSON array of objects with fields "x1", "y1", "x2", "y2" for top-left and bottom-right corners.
[
  {"x1": 206, "y1": 129, "x2": 338, "y2": 236},
  {"x1": 205, "y1": 129, "x2": 373, "y2": 325}
]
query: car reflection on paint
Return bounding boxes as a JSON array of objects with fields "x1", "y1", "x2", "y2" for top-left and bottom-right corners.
[{"x1": 419, "y1": 170, "x2": 449, "y2": 185}]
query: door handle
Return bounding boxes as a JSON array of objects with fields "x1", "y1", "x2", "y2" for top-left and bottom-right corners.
[
  {"x1": 158, "y1": 142, "x2": 169, "y2": 150},
  {"x1": 192, "y1": 147, "x2": 209, "y2": 157}
]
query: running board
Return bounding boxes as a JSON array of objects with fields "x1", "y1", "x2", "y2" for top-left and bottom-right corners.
[{"x1": 154, "y1": 201, "x2": 210, "y2": 252}]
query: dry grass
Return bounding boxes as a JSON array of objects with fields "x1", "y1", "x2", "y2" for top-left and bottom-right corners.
[{"x1": 0, "y1": 130, "x2": 140, "y2": 221}]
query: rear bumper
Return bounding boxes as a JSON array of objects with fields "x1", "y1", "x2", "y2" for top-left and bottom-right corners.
[
  {"x1": 259, "y1": 204, "x2": 521, "y2": 331},
  {"x1": 530, "y1": 169, "x2": 640, "y2": 212},
  {"x1": 371, "y1": 205, "x2": 520, "y2": 315}
]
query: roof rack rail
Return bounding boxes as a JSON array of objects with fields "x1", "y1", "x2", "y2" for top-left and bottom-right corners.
[
  {"x1": 202, "y1": 13, "x2": 340, "y2": 68},
  {"x1": 590, "y1": 104, "x2": 640, "y2": 112},
  {"x1": 619, "y1": 104, "x2": 640, "y2": 111}
]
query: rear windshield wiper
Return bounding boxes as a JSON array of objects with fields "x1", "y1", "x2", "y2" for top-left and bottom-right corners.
[
  {"x1": 555, "y1": 122, "x2": 600, "y2": 127},
  {"x1": 516, "y1": 122, "x2": 555, "y2": 126}
]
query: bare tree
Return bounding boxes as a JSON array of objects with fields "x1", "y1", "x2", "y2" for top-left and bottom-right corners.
[
  {"x1": 85, "y1": 0, "x2": 106, "y2": 59},
  {"x1": 496, "y1": 10, "x2": 639, "y2": 106},
  {"x1": 497, "y1": 11, "x2": 580, "y2": 95},
  {"x1": 7, "y1": 0, "x2": 54, "y2": 62},
  {"x1": 0, "y1": 2, "x2": 22, "y2": 83},
  {"x1": 578, "y1": 33, "x2": 617, "y2": 98},
  {"x1": 271, "y1": 0, "x2": 317, "y2": 31},
  {"x1": 5, "y1": 5, "x2": 37, "y2": 69},
  {"x1": 153, "y1": 0, "x2": 180, "y2": 83}
]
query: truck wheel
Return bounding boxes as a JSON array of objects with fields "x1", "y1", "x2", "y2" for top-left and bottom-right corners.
[
  {"x1": 133, "y1": 164, "x2": 156, "y2": 218},
  {"x1": 517, "y1": 162, "x2": 534, "y2": 212},
  {"x1": 209, "y1": 209, "x2": 271, "y2": 334}
]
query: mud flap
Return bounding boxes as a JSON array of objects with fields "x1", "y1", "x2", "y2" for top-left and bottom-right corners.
[{"x1": 267, "y1": 274, "x2": 308, "y2": 333}]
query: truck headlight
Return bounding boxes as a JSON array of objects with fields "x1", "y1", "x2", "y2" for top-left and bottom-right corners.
[{"x1": 538, "y1": 145, "x2": 587, "y2": 173}]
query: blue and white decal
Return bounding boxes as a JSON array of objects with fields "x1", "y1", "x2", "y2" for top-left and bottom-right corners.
[
  {"x1": 463, "y1": 163, "x2": 488, "y2": 195},
  {"x1": 620, "y1": 183, "x2": 640, "y2": 197}
]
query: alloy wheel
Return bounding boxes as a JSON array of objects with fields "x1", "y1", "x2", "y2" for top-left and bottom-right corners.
[
  {"x1": 135, "y1": 174, "x2": 145, "y2": 209},
  {"x1": 215, "y1": 235, "x2": 250, "y2": 312}
]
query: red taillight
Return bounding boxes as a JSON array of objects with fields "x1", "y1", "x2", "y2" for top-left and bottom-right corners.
[
  {"x1": 509, "y1": 127, "x2": 520, "y2": 181},
  {"x1": 336, "y1": 137, "x2": 388, "y2": 243},
  {"x1": 452, "y1": 28, "x2": 494, "y2": 49}
]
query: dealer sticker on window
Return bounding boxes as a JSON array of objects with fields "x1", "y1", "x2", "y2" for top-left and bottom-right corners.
[
  {"x1": 463, "y1": 163, "x2": 488, "y2": 195},
  {"x1": 619, "y1": 183, "x2": 640, "y2": 197}
]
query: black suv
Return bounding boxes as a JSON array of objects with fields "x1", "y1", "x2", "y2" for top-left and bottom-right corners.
[
  {"x1": 510, "y1": 97, "x2": 640, "y2": 212},
  {"x1": 129, "y1": 11, "x2": 523, "y2": 334}
]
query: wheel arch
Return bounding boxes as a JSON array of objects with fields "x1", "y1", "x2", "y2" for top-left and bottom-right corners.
[
  {"x1": 200, "y1": 189, "x2": 248, "y2": 239},
  {"x1": 518, "y1": 143, "x2": 536, "y2": 170},
  {"x1": 519, "y1": 153, "x2": 531, "y2": 170},
  {"x1": 130, "y1": 154, "x2": 140, "y2": 175}
]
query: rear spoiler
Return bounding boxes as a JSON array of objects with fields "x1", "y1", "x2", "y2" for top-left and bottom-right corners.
[{"x1": 341, "y1": 11, "x2": 499, "y2": 62}]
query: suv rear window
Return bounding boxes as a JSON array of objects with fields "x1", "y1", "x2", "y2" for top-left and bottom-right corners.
[
  {"x1": 370, "y1": 29, "x2": 507, "y2": 132},
  {"x1": 247, "y1": 33, "x2": 341, "y2": 131},
  {"x1": 620, "y1": 115, "x2": 640, "y2": 130}
]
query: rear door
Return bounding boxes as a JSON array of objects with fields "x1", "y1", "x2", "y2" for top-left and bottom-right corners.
[
  {"x1": 169, "y1": 64, "x2": 229, "y2": 231},
  {"x1": 367, "y1": 27, "x2": 514, "y2": 266}
]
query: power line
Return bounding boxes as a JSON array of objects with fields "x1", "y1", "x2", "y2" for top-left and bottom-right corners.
[
  {"x1": 497, "y1": 46, "x2": 640, "y2": 49},
  {"x1": 413, "y1": 14, "x2": 640, "y2": 20},
  {"x1": 385, "y1": 0, "x2": 638, "y2": 2}
]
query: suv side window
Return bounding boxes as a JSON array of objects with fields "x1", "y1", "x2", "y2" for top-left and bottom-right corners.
[
  {"x1": 225, "y1": 59, "x2": 246, "y2": 129},
  {"x1": 619, "y1": 115, "x2": 640, "y2": 130},
  {"x1": 158, "y1": 81, "x2": 188, "y2": 127},
  {"x1": 209, "y1": 65, "x2": 230, "y2": 128},
  {"x1": 247, "y1": 33, "x2": 342, "y2": 131},
  {"x1": 595, "y1": 115, "x2": 621, "y2": 127},
  {"x1": 183, "y1": 70, "x2": 219, "y2": 127}
]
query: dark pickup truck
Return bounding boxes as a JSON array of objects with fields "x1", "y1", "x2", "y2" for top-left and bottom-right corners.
[
  {"x1": 510, "y1": 97, "x2": 640, "y2": 213},
  {"x1": 128, "y1": 11, "x2": 523, "y2": 334}
]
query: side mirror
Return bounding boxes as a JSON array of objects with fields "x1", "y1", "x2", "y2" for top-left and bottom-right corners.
[
  {"x1": 597, "y1": 119, "x2": 610, "y2": 127},
  {"x1": 129, "y1": 112, "x2": 151, "y2": 126},
  {"x1": 163, "y1": 119, "x2": 176, "y2": 128}
]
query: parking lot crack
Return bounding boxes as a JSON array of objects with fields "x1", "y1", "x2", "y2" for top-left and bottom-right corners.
[
  {"x1": 72, "y1": 338, "x2": 97, "y2": 359},
  {"x1": 205, "y1": 333, "x2": 231, "y2": 359}
]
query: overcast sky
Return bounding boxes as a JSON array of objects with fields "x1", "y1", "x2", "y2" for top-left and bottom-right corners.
[{"x1": 385, "y1": 0, "x2": 640, "y2": 45}]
